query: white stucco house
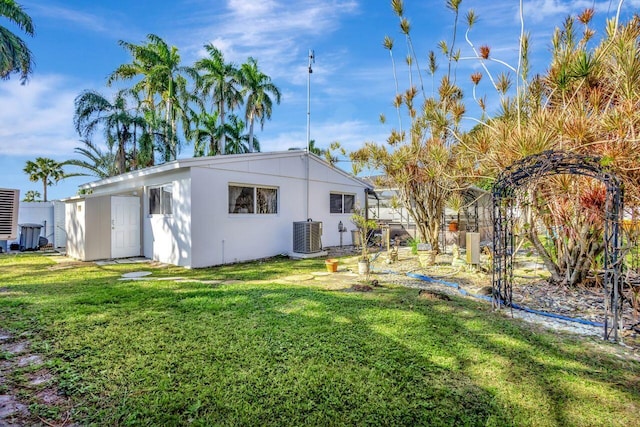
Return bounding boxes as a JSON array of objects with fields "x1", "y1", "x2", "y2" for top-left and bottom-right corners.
[{"x1": 64, "y1": 151, "x2": 371, "y2": 268}]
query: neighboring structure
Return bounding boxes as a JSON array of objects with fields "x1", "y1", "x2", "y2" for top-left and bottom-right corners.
[
  {"x1": 17, "y1": 201, "x2": 67, "y2": 248},
  {"x1": 365, "y1": 181, "x2": 492, "y2": 249},
  {"x1": 64, "y1": 151, "x2": 371, "y2": 267},
  {"x1": 1, "y1": 199, "x2": 67, "y2": 250}
]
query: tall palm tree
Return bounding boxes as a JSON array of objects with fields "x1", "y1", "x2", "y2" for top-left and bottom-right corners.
[
  {"x1": 194, "y1": 44, "x2": 243, "y2": 155},
  {"x1": 23, "y1": 157, "x2": 65, "y2": 202},
  {"x1": 0, "y1": 0, "x2": 34, "y2": 83},
  {"x1": 108, "y1": 34, "x2": 199, "y2": 162},
  {"x1": 73, "y1": 89, "x2": 145, "y2": 175},
  {"x1": 237, "y1": 57, "x2": 281, "y2": 152}
]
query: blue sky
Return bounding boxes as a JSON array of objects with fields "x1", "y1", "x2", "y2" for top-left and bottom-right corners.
[{"x1": 1, "y1": 0, "x2": 637, "y2": 200}]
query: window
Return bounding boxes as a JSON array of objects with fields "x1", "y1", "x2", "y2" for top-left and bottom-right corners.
[
  {"x1": 149, "y1": 184, "x2": 173, "y2": 215},
  {"x1": 229, "y1": 185, "x2": 278, "y2": 214},
  {"x1": 330, "y1": 193, "x2": 355, "y2": 214}
]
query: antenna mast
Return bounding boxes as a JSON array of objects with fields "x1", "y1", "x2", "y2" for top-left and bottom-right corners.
[{"x1": 306, "y1": 49, "x2": 314, "y2": 152}]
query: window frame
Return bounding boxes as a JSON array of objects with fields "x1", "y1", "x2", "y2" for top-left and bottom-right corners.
[
  {"x1": 228, "y1": 184, "x2": 278, "y2": 215},
  {"x1": 148, "y1": 183, "x2": 173, "y2": 216},
  {"x1": 330, "y1": 192, "x2": 355, "y2": 214}
]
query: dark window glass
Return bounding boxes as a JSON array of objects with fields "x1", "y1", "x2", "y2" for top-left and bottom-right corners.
[
  {"x1": 161, "y1": 185, "x2": 173, "y2": 214},
  {"x1": 149, "y1": 184, "x2": 172, "y2": 215},
  {"x1": 330, "y1": 193, "x2": 343, "y2": 213},
  {"x1": 257, "y1": 187, "x2": 277, "y2": 214},
  {"x1": 229, "y1": 186, "x2": 255, "y2": 214},
  {"x1": 149, "y1": 188, "x2": 160, "y2": 215},
  {"x1": 229, "y1": 185, "x2": 278, "y2": 214},
  {"x1": 330, "y1": 193, "x2": 355, "y2": 213}
]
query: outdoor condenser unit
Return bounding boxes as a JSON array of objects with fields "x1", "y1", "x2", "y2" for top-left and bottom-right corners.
[
  {"x1": 293, "y1": 221, "x2": 322, "y2": 254},
  {"x1": 0, "y1": 188, "x2": 20, "y2": 240}
]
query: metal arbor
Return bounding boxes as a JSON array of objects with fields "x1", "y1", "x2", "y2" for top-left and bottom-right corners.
[{"x1": 491, "y1": 150, "x2": 624, "y2": 341}]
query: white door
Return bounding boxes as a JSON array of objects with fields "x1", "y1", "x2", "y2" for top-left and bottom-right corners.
[{"x1": 111, "y1": 196, "x2": 140, "y2": 259}]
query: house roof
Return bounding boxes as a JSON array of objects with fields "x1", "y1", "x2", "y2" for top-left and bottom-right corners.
[{"x1": 78, "y1": 150, "x2": 372, "y2": 191}]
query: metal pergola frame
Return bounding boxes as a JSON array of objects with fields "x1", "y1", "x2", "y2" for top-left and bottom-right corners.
[{"x1": 491, "y1": 150, "x2": 624, "y2": 341}]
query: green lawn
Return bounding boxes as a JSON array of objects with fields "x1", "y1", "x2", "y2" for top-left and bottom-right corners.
[{"x1": 1, "y1": 253, "x2": 638, "y2": 426}]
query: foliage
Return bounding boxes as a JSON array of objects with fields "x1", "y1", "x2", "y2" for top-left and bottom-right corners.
[
  {"x1": 0, "y1": 0, "x2": 34, "y2": 83},
  {"x1": 407, "y1": 237, "x2": 419, "y2": 255},
  {"x1": 351, "y1": 0, "x2": 470, "y2": 253},
  {"x1": 107, "y1": 34, "x2": 201, "y2": 163},
  {"x1": 67, "y1": 36, "x2": 280, "y2": 174},
  {"x1": 21, "y1": 190, "x2": 40, "y2": 202},
  {"x1": 466, "y1": 10, "x2": 640, "y2": 286},
  {"x1": 0, "y1": 254, "x2": 638, "y2": 425},
  {"x1": 23, "y1": 157, "x2": 65, "y2": 202},
  {"x1": 63, "y1": 139, "x2": 118, "y2": 179},
  {"x1": 237, "y1": 57, "x2": 281, "y2": 152},
  {"x1": 73, "y1": 90, "x2": 147, "y2": 175},
  {"x1": 194, "y1": 44, "x2": 242, "y2": 155},
  {"x1": 351, "y1": 205, "x2": 378, "y2": 262}
]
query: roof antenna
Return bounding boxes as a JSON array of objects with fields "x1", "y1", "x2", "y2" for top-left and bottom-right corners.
[
  {"x1": 305, "y1": 49, "x2": 315, "y2": 220},
  {"x1": 306, "y1": 49, "x2": 315, "y2": 152}
]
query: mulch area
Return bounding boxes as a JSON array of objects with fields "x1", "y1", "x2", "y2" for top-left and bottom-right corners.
[{"x1": 325, "y1": 245, "x2": 640, "y2": 345}]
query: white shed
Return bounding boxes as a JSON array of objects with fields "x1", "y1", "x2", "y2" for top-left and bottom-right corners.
[{"x1": 64, "y1": 151, "x2": 371, "y2": 267}]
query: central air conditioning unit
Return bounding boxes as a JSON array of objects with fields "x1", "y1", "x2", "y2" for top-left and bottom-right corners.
[
  {"x1": 293, "y1": 221, "x2": 322, "y2": 254},
  {"x1": 0, "y1": 188, "x2": 20, "y2": 240}
]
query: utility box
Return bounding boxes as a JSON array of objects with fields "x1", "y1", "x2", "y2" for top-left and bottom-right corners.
[
  {"x1": 466, "y1": 232, "x2": 480, "y2": 265},
  {"x1": 293, "y1": 221, "x2": 323, "y2": 254},
  {"x1": 0, "y1": 188, "x2": 19, "y2": 240}
]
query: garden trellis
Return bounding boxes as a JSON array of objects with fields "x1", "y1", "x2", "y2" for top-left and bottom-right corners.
[{"x1": 491, "y1": 150, "x2": 624, "y2": 341}]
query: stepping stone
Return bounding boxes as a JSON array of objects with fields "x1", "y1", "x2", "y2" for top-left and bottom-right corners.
[
  {"x1": 17, "y1": 354, "x2": 42, "y2": 368},
  {"x1": 0, "y1": 395, "x2": 28, "y2": 419},
  {"x1": 115, "y1": 257, "x2": 149, "y2": 264},
  {"x1": 311, "y1": 271, "x2": 331, "y2": 277},
  {"x1": 281, "y1": 274, "x2": 315, "y2": 282},
  {"x1": 121, "y1": 271, "x2": 152, "y2": 279},
  {"x1": 1, "y1": 341, "x2": 28, "y2": 355}
]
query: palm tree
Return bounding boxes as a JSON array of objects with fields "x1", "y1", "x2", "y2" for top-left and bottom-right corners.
[
  {"x1": 23, "y1": 157, "x2": 65, "y2": 202},
  {"x1": 108, "y1": 34, "x2": 199, "y2": 162},
  {"x1": 194, "y1": 44, "x2": 243, "y2": 155},
  {"x1": 63, "y1": 139, "x2": 117, "y2": 179},
  {"x1": 225, "y1": 114, "x2": 257, "y2": 154},
  {"x1": 237, "y1": 57, "x2": 281, "y2": 152},
  {"x1": 0, "y1": 0, "x2": 34, "y2": 83},
  {"x1": 191, "y1": 111, "x2": 223, "y2": 157},
  {"x1": 73, "y1": 89, "x2": 145, "y2": 175}
]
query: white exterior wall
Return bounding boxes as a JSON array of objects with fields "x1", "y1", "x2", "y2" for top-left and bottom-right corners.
[
  {"x1": 65, "y1": 200, "x2": 85, "y2": 260},
  {"x1": 74, "y1": 152, "x2": 369, "y2": 268},
  {"x1": 142, "y1": 170, "x2": 192, "y2": 267},
  {"x1": 189, "y1": 154, "x2": 366, "y2": 268},
  {"x1": 307, "y1": 157, "x2": 366, "y2": 248}
]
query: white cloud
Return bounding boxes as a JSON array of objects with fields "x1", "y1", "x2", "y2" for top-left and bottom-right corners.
[
  {"x1": 521, "y1": 0, "x2": 637, "y2": 23},
  {"x1": 0, "y1": 75, "x2": 78, "y2": 156},
  {"x1": 178, "y1": 0, "x2": 360, "y2": 79},
  {"x1": 227, "y1": 0, "x2": 279, "y2": 16},
  {"x1": 26, "y1": 2, "x2": 112, "y2": 35}
]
